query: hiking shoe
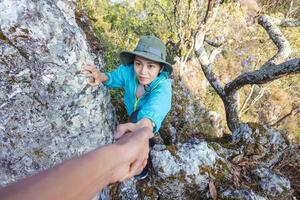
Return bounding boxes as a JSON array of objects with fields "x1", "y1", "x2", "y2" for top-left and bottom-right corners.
[{"x1": 134, "y1": 164, "x2": 149, "y2": 180}]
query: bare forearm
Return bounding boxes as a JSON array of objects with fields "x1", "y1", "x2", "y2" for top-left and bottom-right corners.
[{"x1": 0, "y1": 144, "x2": 120, "y2": 200}]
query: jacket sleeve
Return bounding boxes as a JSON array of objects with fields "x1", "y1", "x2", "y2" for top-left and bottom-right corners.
[
  {"x1": 103, "y1": 64, "x2": 129, "y2": 89},
  {"x1": 137, "y1": 80, "x2": 172, "y2": 134}
]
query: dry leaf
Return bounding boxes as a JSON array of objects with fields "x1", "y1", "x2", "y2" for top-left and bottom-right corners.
[{"x1": 209, "y1": 180, "x2": 217, "y2": 200}]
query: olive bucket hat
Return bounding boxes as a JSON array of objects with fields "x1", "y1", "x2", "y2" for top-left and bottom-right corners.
[{"x1": 120, "y1": 35, "x2": 173, "y2": 75}]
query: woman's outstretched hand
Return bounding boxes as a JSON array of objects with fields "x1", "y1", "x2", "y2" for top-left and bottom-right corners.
[
  {"x1": 115, "y1": 119, "x2": 154, "y2": 140},
  {"x1": 80, "y1": 64, "x2": 108, "y2": 86}
]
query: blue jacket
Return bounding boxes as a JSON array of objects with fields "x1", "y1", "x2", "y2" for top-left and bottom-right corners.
[{"x1": 104, "y1": 64, "x2": 172, "y2": 133}]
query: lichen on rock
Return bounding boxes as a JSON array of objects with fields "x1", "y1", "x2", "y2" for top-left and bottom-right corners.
[{"x1": 0, "y1": 0, "x2": 115, "y2": 193}]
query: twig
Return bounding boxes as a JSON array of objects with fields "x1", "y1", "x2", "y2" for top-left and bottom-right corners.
[
  {"x1": 225, "y1": 58, "x2": 300, "y2": 95},
  {"x1": 239, "y1": 85, "x2": 255, "y2": 117}
]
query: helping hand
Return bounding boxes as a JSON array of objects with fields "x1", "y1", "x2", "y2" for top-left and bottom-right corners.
[
  {"x1": 115, "y1": 119, "x2": 154, "y2": 140},
  {"x1": 115, "y1": 122, "x2": 140, "y2": 140},
  {"x1": 110, "y1": 127, "x2": 151, "y2": 182}
]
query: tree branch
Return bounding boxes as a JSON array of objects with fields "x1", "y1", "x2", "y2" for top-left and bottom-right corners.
[
  {"x1": 203, "y1": 0, "x2": 216, "y2": 23},
  {"x1": 209, "y1": 46, "x2": 223, "y2": 63},
  {"x1": 195, "y1": 46, "x2": 226, "y2": 98},
  {"x1": 239, "y1": 85, "x2": 255, "y2": 117},
  {"x1": 194, "y1": 0, "x2": 224, "y2": 96},
  {"x1": 205, "y1": 37, "x2": 224, "y2": 48},
  {"x1": 279, "y1": 19, "x2": 300, "y2": 27},
  {"x1": 201, "y1": 0, "x2": 221, "y2": 33},
  {"x1": 265, "y1": 15, "x2": 300, "y2": 27},
  {"x1": 225, "y1": 58, "x2": 300, "y2": 95},
  {"x1": 258, "y1": 15, "x2": 292, "y2": 66},
  {"x1": 153, "y1": 0, "x2": 174, "y2": 32}
]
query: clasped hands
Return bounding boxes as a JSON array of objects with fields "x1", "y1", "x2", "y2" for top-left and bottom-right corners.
[{"x1": 112, "y1": 119, "x2": 154, "y2": 182}]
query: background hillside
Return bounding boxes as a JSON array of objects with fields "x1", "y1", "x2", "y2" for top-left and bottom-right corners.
[{"x1": 76, "y1": 0, "x2": 300, "y2": 142}]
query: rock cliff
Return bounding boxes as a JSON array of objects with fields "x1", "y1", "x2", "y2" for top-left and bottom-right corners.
[
  {"x1": 0, "y1": 1, "x2": 298, "y2": 200},
  {"x1": 0, "y1": 0, "x2": 115, "y2": 188}
]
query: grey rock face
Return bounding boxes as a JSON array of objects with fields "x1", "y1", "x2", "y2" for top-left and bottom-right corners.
[
  {"x1": 138, "y1": 139, "x2": 231, "y2": 199},
  {"x1": 152, "y1": 140, "x2": 219, "y2": 182},
  {"x1": 0, "y1": 0, "x2": 115, "y2": 186},
  {"x1": 232, "y1": 123, "x2": 253, "y2": 143},
  {"x1": 220, "y1": 189, "x2": 267, "y2": 200},
  {"x1": 118, "y1": 178, "x2": 139, "y2": 200},
  {"x1": 160, "y1": 60, "x2": 224, "y2": 145},
  {"x1": 128, "y1": 124, "x2": 295, "y2": 199},
  {"x1": 253, "y1": 167, "x2": 291, "y2": 197},
  {"x1": 1, "y1": 1, "x2": 296, "y2": 199},
  {"x1": 231, "y1": 123, "x2": 288, "y2": 166}
]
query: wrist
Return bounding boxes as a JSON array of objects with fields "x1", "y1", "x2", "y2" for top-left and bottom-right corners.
[
  {"x1": 137, "y1": 119, "x2": 155, "y2": 138},
  {"x1": 101, "y1": 73, "x2": 109, "y2": 82}
]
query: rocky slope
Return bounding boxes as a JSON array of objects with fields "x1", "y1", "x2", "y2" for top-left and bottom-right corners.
[{"x1": 0, "y1": 1, "x2": 298, "y2": 199}]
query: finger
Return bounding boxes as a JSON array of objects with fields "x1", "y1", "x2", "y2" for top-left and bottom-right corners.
[
  {"x1": 83, "y1": 64, "x2": 96, "y2": 72},
  {"x1": 79, "y1": 71, "x2": 93, "y2": 77},
  {"x1": 118, "y1": 123, "x2": 137, "y2": 133},
  {"x1": 115, "y1": 124, "x2": 133, "y2": 139},
  {"x1": 128, "y1": 158, "x2": 144, "y2": 178},
  {"x1": 141, "y1": 158, "x2": 148, "y2": 170}
]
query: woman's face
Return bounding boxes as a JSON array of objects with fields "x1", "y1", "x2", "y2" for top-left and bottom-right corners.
[{"x1": 133, "y1": 56, "x2": 161, "y2": 85}]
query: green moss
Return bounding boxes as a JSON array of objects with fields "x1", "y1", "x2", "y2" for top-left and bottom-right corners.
[
  {"x1": 33, "y1": 149, "x2": 46, "y2": 157},
  {"x1": 199, "y1": 165, "x2": 213, "y2": 175},
  {"x1": 0, "y1": 30, "x2": 12, "y2": 45},
  {"x1": 47, "y1": 81, "x2": 56, "y2": 94},
  {"x1": 21, "y1": 28, "x2": 29, "y2": 34},
  {"x1": 166, "y1": 145, "x2": 179, "y2": 159},
  {"x1": 221, "y1": 140, "x2": 243, "y2": 149},
  {"x1": 143, "y1": 186, "x2": 156, "y2": 196},
  {"x1": 13, "y1": 34, "x2": 29, "y2": 40},
  {"x1": 199, "y1": 159, "x2": 230, "y2": 184},
  {"x1": 216, "y1": 159, "x2": 230, "y2": 174},
  {"x1": 158, "y1": 167, "x2": 164, "y2": 174},
  {"x1": 208, "y1": 142, "x2": 221, "y2": 151},
  {"x1": 0, "y1": 29, "x2": 29, "y2": 59},
  {"x1": 167, "y1": 170, "x2": 186, "y2": 182},
  {"x1": 244, "y1": 143, "x2": 264, "y2": 156},
  {"x1": 218, "y1": 195, "x2": 244, "y2": 200}
]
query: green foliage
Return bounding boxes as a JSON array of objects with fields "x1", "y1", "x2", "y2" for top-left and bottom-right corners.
[
  {"x1": 77, "y1": 0, "x2": 169, "y2": 68},
  {"x1": 77, "y1": 0, "x2": 208, "y2": 66},
  {"x1": 260, "y1": 0, "x2": 300, "y2": 18},
  {"x1": 77, "y1": 0, "x2": 300, "y2": 143}
]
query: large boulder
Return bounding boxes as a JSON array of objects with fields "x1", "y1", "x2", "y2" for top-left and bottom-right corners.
[
  {"x1": 114, "y1": 123, "x2": 296, "y2": 199},
  {"x1": 0, "y1": 0, "x2": 115, "y2": 188}
]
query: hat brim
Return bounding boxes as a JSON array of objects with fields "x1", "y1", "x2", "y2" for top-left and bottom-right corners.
[{"x1": 120, "y1": 50, "x2": 173, "y2": 75}]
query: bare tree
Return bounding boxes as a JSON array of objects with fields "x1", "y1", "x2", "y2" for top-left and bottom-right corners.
[{"x1": 194, "y1": 13, "x2": 300, "y2": 132}]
